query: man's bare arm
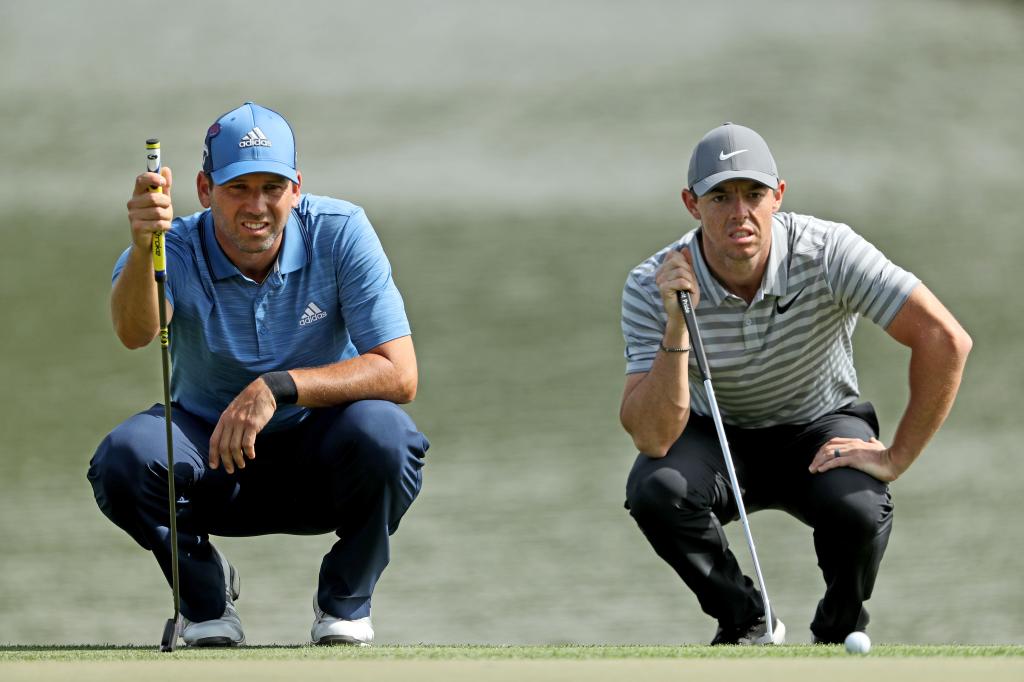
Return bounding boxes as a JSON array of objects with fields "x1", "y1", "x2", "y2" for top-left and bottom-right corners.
[
  {"x1": 810, "y1": 284, "x2": 972, "y2": 481},
  {"x1": 291, "y1": 334, "x2": 418, "y2": 406},
  {"x1": 111, "y1": 167, "x2": 175, "y2": 348},
  {"x1": 208, "y1": 335, "x2": 419, "y2": 473},
  {"x1": 620, "y1": 248, "x2": 701, "y2": 457}
]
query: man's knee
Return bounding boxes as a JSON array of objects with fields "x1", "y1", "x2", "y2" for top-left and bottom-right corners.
[
  {"x1": 88, "y1": 412, "x2": 169, "y2": 521},
  {"x1": 627, "y1": 466, "x2": 706, "y2": 525},
  {"x1": 818, "y1": 476, "x2": 893, "y2": 543},
  {"x1": 327, "y1": 400, "x2": 428, "y2": 482}
]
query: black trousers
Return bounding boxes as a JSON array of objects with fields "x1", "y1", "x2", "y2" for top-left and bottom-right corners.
[{"x1": 625, "y1": 402, "x2": 893, "y2": 642}]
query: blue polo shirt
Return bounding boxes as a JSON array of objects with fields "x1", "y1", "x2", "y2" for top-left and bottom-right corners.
[{"x1": 113, "y1": 194, "x2": 411, "y2": 431}]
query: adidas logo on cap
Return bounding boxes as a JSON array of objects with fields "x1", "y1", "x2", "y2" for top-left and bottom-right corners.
[
  {"x1": 239, "y1": 127, "x2": 272, "y2": 148},
  {"x1": 300, "y1": 302, "x2": 327, "y2": 326},
  {"x1": 204, "y1": 103, "x2": 298, "y2": 184}
]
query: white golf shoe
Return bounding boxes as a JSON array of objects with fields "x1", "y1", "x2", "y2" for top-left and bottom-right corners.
[
  {"x1": 311, "y1": 597, "x2": 373, "y2": 646},
  {"x1": 181, "y1": 546, "x2": 244, "y2": 647}
]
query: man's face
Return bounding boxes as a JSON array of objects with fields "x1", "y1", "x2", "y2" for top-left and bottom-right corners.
[
  {"x1": 683, "y1": 178, "x2": 785, "y2": 268},
  {"x1": 198, "y1": 171, "x2": 301, "y2": 257}
]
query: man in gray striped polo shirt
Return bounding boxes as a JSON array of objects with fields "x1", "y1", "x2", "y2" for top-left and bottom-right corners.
[{"x1": 620, "y1": 123, "x2": 971, "y2": 645}]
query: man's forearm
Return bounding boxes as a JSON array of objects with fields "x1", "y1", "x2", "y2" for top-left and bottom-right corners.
[
  {"x1": 110, "y1": 244, "x2": 163, "y2": 349},
  {"x1": 287, "y1": 340, "x2": 418, "y2": 407},
  {"x1": 620, "y1": 327, "x2": 693, "y2": 457},
  {"x1": 887, "y1": 323, "x2": 972, "y2": 476}
]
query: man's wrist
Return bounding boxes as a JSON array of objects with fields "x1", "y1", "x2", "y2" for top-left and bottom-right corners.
[
  {"x1": 662, "y1": 326, "x2": 689, "y2": 348},
  {"x1": 261, "y1": 371, "x2": 298, "y2": 406},
  {"x1": 130, "y1": 240, "x2": 155, "y2": 260},
  {"x1": 884, "y1": 444, "x2": 914, "y2": 478}
]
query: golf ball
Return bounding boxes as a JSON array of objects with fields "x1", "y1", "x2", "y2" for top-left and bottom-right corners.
[{"x1": 844, "y1": 631, "x2": 871, "y2": 654}]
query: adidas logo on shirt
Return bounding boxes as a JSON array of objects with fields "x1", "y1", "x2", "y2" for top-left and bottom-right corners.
[
  {"x1": 239, "y1": 127, "x2": 272, "y2": 148},
  {"x1": 300, "y1": 302, "x2": 327, "y2": 326}
]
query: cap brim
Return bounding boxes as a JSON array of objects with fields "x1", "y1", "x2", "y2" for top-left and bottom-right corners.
[
  {"x1": 692, "y1": 170, "x2": 778, "y2": 197},
  {"x1": 211, "y1": 160, "x2": 299, "y2": 185}
]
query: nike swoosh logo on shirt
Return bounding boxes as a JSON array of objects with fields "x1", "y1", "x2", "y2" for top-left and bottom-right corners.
[
  {"x1": 775, "y1": 288, "x2": 805, "y2": 314},
  {"x1": 719, "y1": 149, "x2": 748, "y2": 161}
]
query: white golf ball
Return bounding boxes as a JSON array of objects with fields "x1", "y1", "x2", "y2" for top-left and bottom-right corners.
[{"x1": 844, "y1": 631, "x2": 871, "y2": 654}]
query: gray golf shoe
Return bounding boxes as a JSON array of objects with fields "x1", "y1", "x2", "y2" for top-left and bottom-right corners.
[{"x1": 182, "y1": 546, "x2": 244, "y2": 647}]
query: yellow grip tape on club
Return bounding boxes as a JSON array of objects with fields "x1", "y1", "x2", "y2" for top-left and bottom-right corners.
[
  {"x1": 146, "y1": 139, "x2": 167, "y2": 275},
  {"x1": 152, "y1": 233, "x2": 166, "y2": 273}
]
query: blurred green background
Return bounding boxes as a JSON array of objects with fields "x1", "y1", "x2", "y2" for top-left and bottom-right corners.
[{"x1": 1, "y1": 0, "x2": 1021, "y2": 645}]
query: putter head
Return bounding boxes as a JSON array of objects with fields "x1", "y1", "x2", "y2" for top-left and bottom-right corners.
[{"x1": 159, "y1": 614, "x2": 182, "y2": 652}]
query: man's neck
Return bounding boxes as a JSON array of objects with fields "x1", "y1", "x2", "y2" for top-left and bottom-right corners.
[
  {"x1": 237, "y1": 257, "x2": 276, "y2": 284},
  {"x1": 697, "y1": 232, "x2": 768, "y2": 304}
]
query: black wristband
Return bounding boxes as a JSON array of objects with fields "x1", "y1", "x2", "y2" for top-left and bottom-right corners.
[{"x1": 261, "y1": 371, "x2": 298, "y2": 406}]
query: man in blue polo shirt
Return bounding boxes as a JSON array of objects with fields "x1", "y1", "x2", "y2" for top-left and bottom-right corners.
[{"x1": 88, "y1": 102, "x2": 428, "y2": 647}]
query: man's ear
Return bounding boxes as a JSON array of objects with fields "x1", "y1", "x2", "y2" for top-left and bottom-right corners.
[
  {"x1": 771, "y1": 179, "x2": 786, "y2": 212},
  {"x1": 290, "y1": 171, "x2": 302, "y2": 208},
  {"x1": 197, "y1": 171, "x2": 213, "y2": 208},
  {"x1": 681, "y1": 188, "x2": 702, "y2": 221}
]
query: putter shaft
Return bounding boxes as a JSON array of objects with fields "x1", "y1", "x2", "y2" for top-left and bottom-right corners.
[
  {"x1": 148, "y1": 139, "x2": 182, "y2": 651},
  {"x1": 677, "y1": 291, "x2": 774, "y2": 639}
]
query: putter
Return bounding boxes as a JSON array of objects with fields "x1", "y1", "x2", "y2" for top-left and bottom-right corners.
[
  {"x1": 147, "y1": 139, "x2": 183, "y2": 652},
  {"x1": 676, "y1": 290, "x2": 775, "y2": 642}
]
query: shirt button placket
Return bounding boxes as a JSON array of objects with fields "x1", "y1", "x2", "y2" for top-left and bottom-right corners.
[
  {"x1": 743, "y1": 314, "x2": 758, "y2": 350},
  {"x1": 255, "y1": 294, "x2": 269, "y2": 355}
]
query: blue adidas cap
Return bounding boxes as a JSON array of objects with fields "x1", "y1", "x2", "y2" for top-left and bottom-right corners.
[{"x1": 202, "y1": 102, "x2": 299, "y2": 185}]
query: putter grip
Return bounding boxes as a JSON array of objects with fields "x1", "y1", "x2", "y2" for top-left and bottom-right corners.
[
  {"x1": 146, "y1": 139, "x2": 166, "y2": 280},
  {"x1": 676, "y1": 290, "x2": 711, "y2": 381}
]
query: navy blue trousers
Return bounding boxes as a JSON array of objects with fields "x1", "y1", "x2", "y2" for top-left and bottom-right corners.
[
  {"x1": 88, "y1": 400, "x2": 428, "y2": 623},
  {"x1": 625, "y1": 403, "x2": 893, "y2": 643}
]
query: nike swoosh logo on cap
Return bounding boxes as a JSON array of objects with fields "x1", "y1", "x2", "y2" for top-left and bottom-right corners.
[{"x1": 719, "y1": 149, "x2": 748, "y2": 160}]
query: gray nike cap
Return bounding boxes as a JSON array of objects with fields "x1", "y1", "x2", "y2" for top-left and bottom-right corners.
[{"x1": 687, "y1": 122, "x2": 779, "y2": 196}]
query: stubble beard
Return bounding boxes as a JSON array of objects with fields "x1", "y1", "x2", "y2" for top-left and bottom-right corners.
[
  {"x1": 218, "y1": 210, "x2": 283, "y2": 255},
  {"x1": 231, "y1": 228, "x2": 280, "y2": 254}
]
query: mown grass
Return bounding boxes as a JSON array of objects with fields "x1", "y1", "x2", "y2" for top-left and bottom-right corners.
[
  {"x1": 5, "y1": 646, "x2": 1023, "y2": 682},
  {"x1": 2, "y1": 644, "x2": 1023, "y2": 661}
]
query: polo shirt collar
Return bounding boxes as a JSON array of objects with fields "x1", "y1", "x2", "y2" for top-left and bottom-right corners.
[
  {"x1": 202, "y1": 210, "x2": 307, "y2": 281},
  {"x1": 691, "y1": 214, "x2": 790, "y2": 305},
  {"x1": 762, "y1": 215, "x2": 789, "y2": 297},
  {"x1": 277, "y1": 211, "x2": 308, "y2": 275},
  {"x1": 691, "y1": 232, "x2": 729, "y2": 307}
]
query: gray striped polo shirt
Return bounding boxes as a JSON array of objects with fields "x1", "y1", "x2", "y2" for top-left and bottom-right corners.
[{"x1": 621, "y1": 212, "x2": 919, "y2": 428}]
